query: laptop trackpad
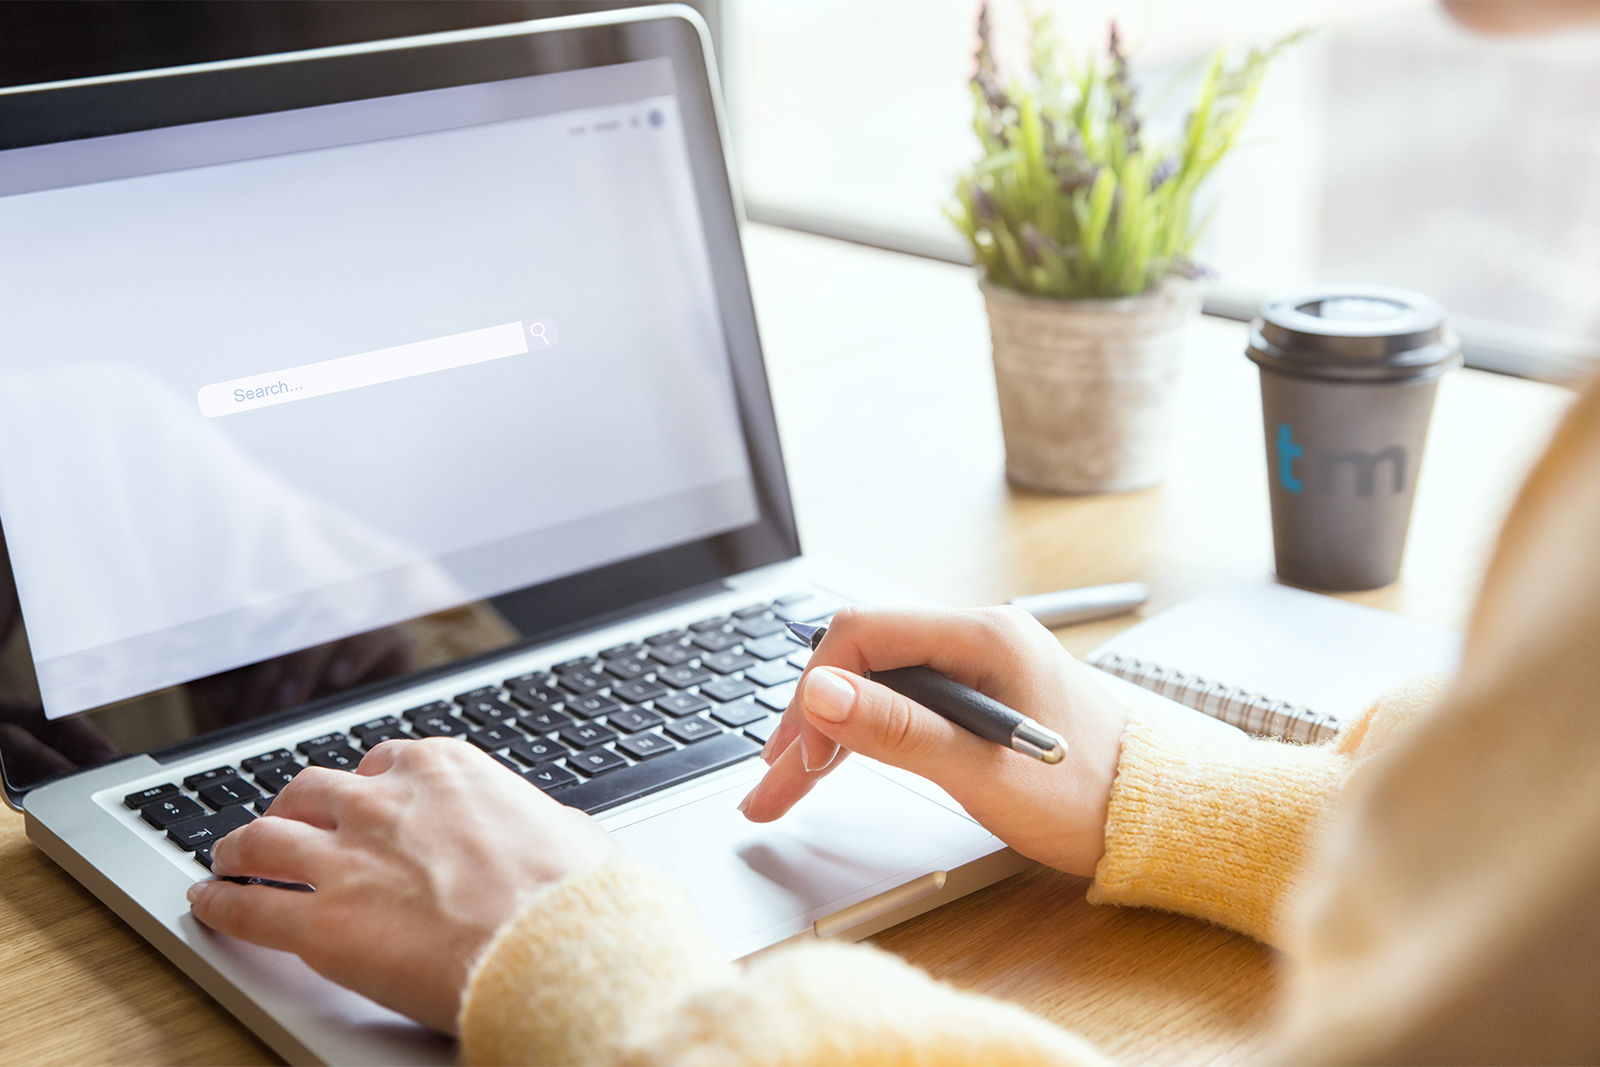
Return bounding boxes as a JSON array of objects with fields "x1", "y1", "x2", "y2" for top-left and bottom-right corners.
[{"x1": 606, "y1": 761, "x2": 995, "y2": 958}]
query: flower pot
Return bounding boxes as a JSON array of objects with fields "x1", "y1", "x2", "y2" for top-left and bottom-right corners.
[{"x1": 981, "y1": 277, "x2": 1201, "y2": 494}]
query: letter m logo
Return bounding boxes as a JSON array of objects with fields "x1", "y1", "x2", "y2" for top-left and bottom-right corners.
[{"x1": 1314, "y1": 446, "x2": 1407, "y2": 497}]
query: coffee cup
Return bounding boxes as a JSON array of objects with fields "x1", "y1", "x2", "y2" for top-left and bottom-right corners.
[{"x1": 1246, "y1": 286, "x2": 1462, "y2": 591}]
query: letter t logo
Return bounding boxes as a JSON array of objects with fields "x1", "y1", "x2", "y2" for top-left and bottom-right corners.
[{"x1": 1278, "y1": 423, "x2": 1304, "y2": 494}]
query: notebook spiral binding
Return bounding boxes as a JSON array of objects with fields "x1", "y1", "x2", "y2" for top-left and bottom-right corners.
[{"x1": 1089, "y1": 651, "x2": 1341, "y2": 744}]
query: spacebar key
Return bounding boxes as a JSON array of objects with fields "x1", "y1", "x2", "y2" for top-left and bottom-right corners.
[{"x1": 557, "y1": 733, "x2": 761, "y2": 815}]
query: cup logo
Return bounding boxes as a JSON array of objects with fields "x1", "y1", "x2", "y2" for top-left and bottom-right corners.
[{"x1": 1277, "y1": 424, "x2": 1407, "y2": 497}]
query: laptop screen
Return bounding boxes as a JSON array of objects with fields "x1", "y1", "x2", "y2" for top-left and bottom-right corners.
[{"x1": 0, "y1": 22, "x2": 795, "y2": 798}]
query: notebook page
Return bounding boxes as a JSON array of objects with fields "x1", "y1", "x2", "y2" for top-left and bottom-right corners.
[{"x1": 1088, "y1": 583, "x2": 1464, "y2": 722}]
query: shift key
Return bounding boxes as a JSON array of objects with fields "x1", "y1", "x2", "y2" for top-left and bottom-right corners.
[{"x1": 167, "y1": 804, "x2": 256, "y2": 851}]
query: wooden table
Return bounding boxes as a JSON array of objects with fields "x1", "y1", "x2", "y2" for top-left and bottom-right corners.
[{"x1": 0, "y1": 225, "x2": 1573, "y2": 1065}]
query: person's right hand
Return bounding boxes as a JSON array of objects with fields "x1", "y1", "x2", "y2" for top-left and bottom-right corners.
[{"x1": 739, "y1": 606, "x2": 1129, "y2": 877}]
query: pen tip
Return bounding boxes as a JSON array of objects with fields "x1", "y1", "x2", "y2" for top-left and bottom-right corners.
[{"x1": 786, "y1": 621, "x2": 824, "y2": 649}]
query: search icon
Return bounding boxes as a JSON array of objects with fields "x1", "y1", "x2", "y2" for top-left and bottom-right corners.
[{"x1": 522, "y1": 318, "x2": 559, "y2": 349}]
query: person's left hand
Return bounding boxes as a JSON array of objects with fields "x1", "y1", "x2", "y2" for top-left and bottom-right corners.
[{"x1": 186, "y1": 738, "x2": 622, "y2": 1034}]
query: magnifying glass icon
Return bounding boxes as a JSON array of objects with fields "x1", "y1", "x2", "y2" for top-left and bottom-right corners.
[{"x1": 529, "y1": 322, "x2": 549, "y2": 344}]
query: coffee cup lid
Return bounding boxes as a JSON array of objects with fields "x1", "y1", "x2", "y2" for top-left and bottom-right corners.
[{"x1": 1248, "y1": 284, "x2": 1461, "y2": 382}]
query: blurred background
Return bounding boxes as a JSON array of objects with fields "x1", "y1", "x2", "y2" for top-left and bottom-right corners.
[{"x1": 5, "y1": 0, "x2": 1598, "y2": 382}]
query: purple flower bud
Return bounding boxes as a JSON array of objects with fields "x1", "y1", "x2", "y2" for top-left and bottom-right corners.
[{"x1": 1150, "y1": 156, "x2": 1177, "y2": 190}]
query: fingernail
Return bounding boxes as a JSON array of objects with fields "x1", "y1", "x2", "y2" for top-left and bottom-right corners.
[
  {"x1": 803, "y1": 667, "x2": 856, "y2": 723},
  {"x1": 760, "y1": 735, "x2": 776, "y2": 763},
  {"x1": 736, "y1": 787, "x2": 755, "y2": 814},
  {"x1": 800, "y1": 735, "x2": 838, "y2": 773},
  {"x1": 186, "y1": 880, "x2": 206, "y2": 904}
]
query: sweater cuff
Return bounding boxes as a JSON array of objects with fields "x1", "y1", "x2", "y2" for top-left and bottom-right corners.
[
  {"x1": 459, "y1": 857, "x2": 734, "y2": 1066},
  {"x1": 1087, "y1": 712, "x2": 1351, "y2": 946}
]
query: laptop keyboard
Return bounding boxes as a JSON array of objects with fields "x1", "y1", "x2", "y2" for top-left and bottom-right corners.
[{"x1": 122, "y1": 592, "x2": 841, "y2": 874}]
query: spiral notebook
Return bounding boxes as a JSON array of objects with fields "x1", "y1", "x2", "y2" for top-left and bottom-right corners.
[{"x1": 1086, "y1": 583, "x2": 1465, "y2": 743}]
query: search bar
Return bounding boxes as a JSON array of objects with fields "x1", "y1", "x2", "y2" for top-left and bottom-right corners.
[{"x1": 197, "y1": 318, "x2": 559, "y2": 418}]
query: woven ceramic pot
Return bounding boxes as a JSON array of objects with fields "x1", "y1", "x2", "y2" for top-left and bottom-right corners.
[{"x1": 981, "y1": 277, "x2": 1201, "y2": 494}]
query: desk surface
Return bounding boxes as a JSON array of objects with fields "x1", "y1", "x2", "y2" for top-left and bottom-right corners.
[{"x1": 0, "y1": 225, "x2": 1573, "y2": 1065}]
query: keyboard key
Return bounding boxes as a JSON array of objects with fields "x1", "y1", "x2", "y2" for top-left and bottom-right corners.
[
  {"x1": 688, "y1": 616, "x2": 731, "y2": 632},
  {"x1": 355, "y1": 725, "x2": 409, "y2": 749},
  {"x1": 648, "y1": 644, "x2": 693, "y2": 667},
  {"x1": 198, "y1": 778, "x2": 262, "y2": 810},
  {"x1": 599, "y1": 642, "x2": 643, "y2": 659},
  {"x1": 700, "y1": 676, "x2": 758, "y2": 703},
  {"x1": 508, "y1": 737, "x2": 571, "y2": 766},
  {"x1": 691, "y1": 630, "x2": 741, "y2": 653},
  {"x1": 618, "y1": 733, "x2": 677, "y2": 760},
  {"x1": 525, "y1": 764, "x2": 578, "y2": 792},
  {"x1": 744, "y1": 634, "x2": 800, "y2": 660},
  {"x1": 774, "y1": 592, "x2": 811, "y2": 605},
  {"x1": 253, "y1": 762, "x2": 302, "y2": 794},
  {"x1": 491, "y1": 752, "x2": 521, "y2": 773},
  {"x1": 756, "y1": 682, "x2": 800, "y2": 711},
  {"x1": 507, "y1": 681, "x2": 561, "y2": 710},
  {"x1": 503, "y1": 670, "x2": 552, "y2": 688},
  {"x1": 123, "y1": 783, "x2": 179, "y2": 810},
  {"x1": 559, "y1": 722, "x2": 619, "y2": 749},
  {"x1": 553, "y1": 656, "x2": 599, "y2": 673},
  {"x1": 565, "y1": 694, "x2": 620, "y2": 719},
  {"x1": 612, "y1": 681, "x2": 668, "y2": 704},
  {"x1": 732, "y1": 604, "x2": 771, "y2": 619},
  {"x1": 167, "y1": 804, "x2": 255, "y2": 851},
  {"x1": 306, "y1": 743, "x2": 363, "y2": 770},
  {"x1": 745, "y1": 660, "x2": 802, "y2": 688},
  {"x1": 607, "y1": 707, "x2": 663, "y2": 733},
  {"x1": 775, "y1": 597, "x2": 844, "y2": 623},
  {"x1": 655, "y1": 692, "x2": 711, "y2": 717},
  {"x1": 194, "y1": 846, "x2": 214, "y2": 871},
  {"x1": 454, "y1": 686, "x2": 501, "y2": 705},
  {"x1": 466, "y1": 724, "x2": 521, "y2": 752},
  {"x1": 240, "y1": 750, "x2": 294, "y2": 774},
  {"x1": 139, "y1": 794, "x2": 206, "y2": 829},
  {"x1": 557, "y1": 733, "x2": 761, "y2": 815},
  {"x1": 734, "y1": 616, "x2": 787, "y2": 639},
  {"x1": 459, "y1": 697, "x2": 518, "y2": 727},
  {"x1": 296, "y1": 733, "x2": 346, "y2": 755},
  {"x1": 556, "y1": 670, "x2": 607, "y2": 696},
  {"x1": 252, "y1": 798, "x2": 274, "y2": 816},
  {"x1": 409, "y1": 714, "x2": 466, "y2": 739},
  {"x1": 601, "y1": 657, "x2": 648, "y2": 682},
  {"x1": 516, "y1": 707, "x2": 573, "y2": 733},
  {"x1": 568, "y1": 748, "x2": 628, "y2": 777},
  {"x1": 745, "y1": 718, "x2": 781, "y2": 744},
  {"x1": 665, "y1": 717, "x2": 722, "y2": 744},
  {"x1": 403, "y1": 701, "x2": 454, "y2": 722},
  {"x1": 644, "y1": 629, "x2": 687, "y2": 646},
  {"x1": 351, "y1": 716, "x2": 401, "y2": 741},
  {"x1": 711, "y1": 700, "x2": 770, "y2": 728},
  {"x1": 787, "y1": 650, "x2": 814, "y2": 671},
  {"x1": 183, "y1": 766, "x2": 237, "y2": 791},
  {"x1": 657, "y1": 665, "x2": 712, "y2": 688},
  {"x1": 702, "y1": 650, "x2": 756, "y2": 675}
]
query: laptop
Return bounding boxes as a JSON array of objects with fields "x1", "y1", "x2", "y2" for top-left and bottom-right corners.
[{"x1": 0, "y1": 7, "x2": 1030, "y2": 1065}]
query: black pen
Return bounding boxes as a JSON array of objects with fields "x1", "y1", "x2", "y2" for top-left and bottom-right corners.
[{"x1": 785, "y1": 622, "x2": 1068, "y2": 764}]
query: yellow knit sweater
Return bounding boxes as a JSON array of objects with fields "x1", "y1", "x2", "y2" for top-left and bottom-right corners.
[{"x1": 458, "y1": 379, "x2": 1600, "y2": 1066}]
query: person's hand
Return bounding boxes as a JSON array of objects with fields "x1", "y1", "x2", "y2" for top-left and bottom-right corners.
[
  {"x1": 186, "y1": 738, "x2": 622, "y2": 1034},
  {"x1": 740, "y1": 606, "x2": 1129, "y2": 876}
]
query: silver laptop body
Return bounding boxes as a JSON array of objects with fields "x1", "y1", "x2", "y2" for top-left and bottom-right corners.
[{"x1": 0, "y1": 9, "x2": 1026, "y2": 1064}]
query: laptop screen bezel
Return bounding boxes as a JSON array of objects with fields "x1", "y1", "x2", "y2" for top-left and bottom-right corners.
[{"x1": 0, "y1": 9, "x2": 801, "y2": 807}]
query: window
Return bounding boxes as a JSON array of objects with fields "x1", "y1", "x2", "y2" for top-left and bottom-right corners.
[{"x1": 725, "y1": 0, "x2": 1600, "y2": 383}]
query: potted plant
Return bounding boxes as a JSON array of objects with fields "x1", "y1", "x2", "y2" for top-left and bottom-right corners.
[{"x1": 949, "y1": 9, "x2": 1300, "y2": 493}]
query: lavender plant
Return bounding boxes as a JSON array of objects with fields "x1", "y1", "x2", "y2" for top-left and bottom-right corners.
[{"x1": 949, "y1": 8, "x2": 1303, "y2": 299}]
